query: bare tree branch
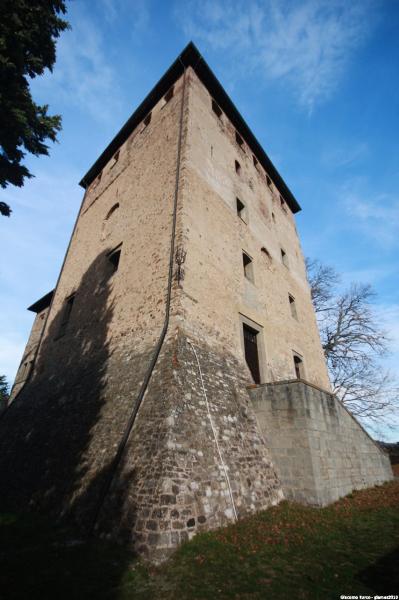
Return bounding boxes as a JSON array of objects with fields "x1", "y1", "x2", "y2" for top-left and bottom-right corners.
[{"x1": 307, "y1": 259, "x2": 399, "y2": 431}]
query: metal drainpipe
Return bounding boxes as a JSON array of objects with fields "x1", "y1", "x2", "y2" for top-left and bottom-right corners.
[{"x1": 89, "y1": 64, "x2": 187, "y2": 533}]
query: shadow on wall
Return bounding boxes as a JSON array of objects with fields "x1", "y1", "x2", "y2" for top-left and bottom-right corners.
[{"x1": 0, "y1": 249, "x2": 130, "y2": 532}]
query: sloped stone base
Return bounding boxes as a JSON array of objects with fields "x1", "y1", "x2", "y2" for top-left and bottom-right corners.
[
  {"x1": 0, "y1": 330, "x2": 283, "y2": 562},
  {"x1": 250, "y1": 380, "x2": 393, "y2": 506}
]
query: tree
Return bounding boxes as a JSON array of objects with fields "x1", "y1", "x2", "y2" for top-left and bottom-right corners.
[
  {"x1": 306, "y1": 258, "x2": 399, "y2": 429},
  {"x1": 0, "y1": 375, "x2": 9, "y2": 412},
  {"x1": 0, "y1": 0, "x2": 69, "y2": 216}
]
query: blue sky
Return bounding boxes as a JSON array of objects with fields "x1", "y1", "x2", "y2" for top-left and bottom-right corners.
[{"x1": 1, "y1": 0, "x2": 398, "y2": 439}]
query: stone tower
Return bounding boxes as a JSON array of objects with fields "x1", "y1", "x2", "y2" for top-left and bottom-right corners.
[{"x1": 1, "y1": 43, "x2": 391, "y2": 561}]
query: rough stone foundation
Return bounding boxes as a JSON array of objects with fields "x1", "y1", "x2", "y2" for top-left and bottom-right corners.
[
  {"x1": 0, "y1": 330, "x2": 283, "y2": 562},
  {"x1": 250, "y1": 380, "x2": 393, "y2": 506}
]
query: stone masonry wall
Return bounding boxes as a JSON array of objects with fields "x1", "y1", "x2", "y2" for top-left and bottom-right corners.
[{"x1": 250, "y1": 381, "x2": 393, "y2": 506}]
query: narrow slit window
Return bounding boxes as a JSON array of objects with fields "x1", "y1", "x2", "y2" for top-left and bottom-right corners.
[
  {"x1": 93, "y1": 171, "x2": 102, "y2": 189},
  {"x1": 212, "y1": 99, "x2": 222, "y2": 118},
  {"x1": 280, "y1": 194, "x2": 287, "y2": 211},
  {"x1": 253, "y1": 155, "x2": 260, "y2": 171},
  {"x1": 272, "y1": 212, "x2": 276, "y2": 223},
  {"x1": 236, "y1": 197, "x2": 246, "y2": 222},
  {"x1": 289, "y1": 294, "x2": 298, "y2": 319},
  {"x1": 243, "y1": 323, "x2": 261, "y2": 384},
  {"x1": 266, "y1": 174, "x2": 272, "y2": 188},
  {"x1": 163, "y1": 86, "x2": 174, "y2": 105},
  {"x1": 281, "y1": 248, "x2": 289, "y2": 268},
  {"x1": 242, "y1": 252, "x2": 254, "y2": 283},
  {"x1": 235, "y1": 160, "x2": 241, "y2": 175},
  {"x1": 235, "y1": 131, "x2": 244, "y2": 149},
  {"x1": 293, "y1": 354, "x2": 305, "y2": 379}
]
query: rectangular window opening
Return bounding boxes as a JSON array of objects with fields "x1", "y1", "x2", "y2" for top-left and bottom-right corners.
[
  {"x1": 266, "y1": 174, "x2": 272, "y2": 188},
  {"x1": 243, "y1": 324, "x2": 261, "y2": 384},
  {"x1": 235, "y1": 159, "x2": 241, "y2": 175},
  {"x1": 289, "y1": 294, "x2": 298, "y2": 319},
  {"x1": 253, "y1": 155, "x2": 260, "y2": 171},
  {"x1": 235, "y1": 131, "x2": 244, "y2": 149},
  {"x1": 143, "y1": 112, "x2": 152, "y2": 128},
  {"x1": 293, "y1": 353, "x2": 305, "y2": 380},
  {"x1": 242, "y1": 251, "x2": 254, "y2": 283},
  {"x1": 212, "y1": 99, "x2": 222, "y2": 118},
  {"x1": 110, "y1": 150, "x2": 120, "y2": 168},
  {"x1": 57, "y1": 293, "x2": 76, "y2": 338},
  {"x1": 108, "y1": 247, "x2": 121, "y2": 273},
  {"x1": 236, "y1": 197, "x2": 247, "y2": 222},
  {"x1": 281, "y1": 248, "x2": 289, "y2": 268},
  {"x1": 163, "y1": 86, "x2": 174, "y2": 106}
]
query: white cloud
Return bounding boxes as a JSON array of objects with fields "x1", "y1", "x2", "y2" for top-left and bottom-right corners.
[
  {"x1": 175, "y1": 0, "x2": 376, "y2": 112},
  {"x1": 31, "y1": 6, "x2": 124, "y2": 122},
  {"x1": 321, "y1": 141, "x2": 369, "y2": 168},
  {"x1": 344, "y1": 193, "x2": 399, "y2": 249}
]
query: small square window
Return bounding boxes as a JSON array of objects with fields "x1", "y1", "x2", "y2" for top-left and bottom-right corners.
[
  {"x1": 289, "y1": 294, "x2": 298, "y2": 319},
  {"x1": 163, "y1": 86, "x2": 174, "y2": 106},
  {"x1": 143, "y1": 112, "x2": 152, "y2": 128},
  {"x1": 242, "y1": 251, "x2": 254, "y2": 283},
  {"x1": 110, "y1": 150, "x2": 120, "y2": 169},
  {"x1": 212, "y1": 99, "x2": 222, "y2": 118},
  {"x1": 235, "y1": 160, "x2": 241, "y2": 175},
  {"x1": 281, "y1": 248, "x2": 289, "y2": 268},
  {"x1": 235, "y1": 131, "x2": 244, "y2": 149}
]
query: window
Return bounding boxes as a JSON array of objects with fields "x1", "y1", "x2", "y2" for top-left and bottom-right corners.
[
  {"x1": 280, "y1": 194, "x2": 287, "y2": 211},
  {"x1": 102, "y1": 203, "x2": 120, "y2": 241},
  {"x1": 108, "y1": 245, "x2": 121, "y2": 273},
  {"x1": 272, "y1": 212, "x2": 276, "y2": 223},
  {"x1": 289, "y1": 294, "x2": 298, "y2": 319},
  {"x1": 212, "y1": 99, "x2": 222, "y2": 118},
  {"x1": 243, "y1": 324, "x2": 261, "y2": 384},
  {"x1": 266, "y1": 174, "x2": 272, "y2": 188},
  {"x1": 57, "y1": 294, "x2": 76, "y2": 337},
  {"x1": 163, "y1": 86, "x2": 174, "y2": 105},
  {"x1": 110, "y1": 150, "x2": 120, "y2": 169},
  {"x1": 142, "y1": 112, "x2": 152, "y2": 129},
  {"x1": 253, "y1": 155, "x2": 260, "y2": 171},
  {"x1": 236, "y1": 197, "x2": 247, "y2": 222},
  {"x1": 293, "y1": 353, "x2": 305, "y2": 379},
  {"x1": 92, "y1": 171, "x2": 102, "y2": 189},
  {"x1": 235, "y1": 160, "x2": 241, "y2": 175},
  {"x1": 261, "y1": 247, "x2": 272, "y2": 263},
  {"x1": 235, "y1": 131, "x2": 244, "y2": 149},
  {"x1": 281, "y1": 248, "x2": 289, "y2": 268},
  {"x1": 242, "y1": 251, "x2": 254, "y2": 283}
]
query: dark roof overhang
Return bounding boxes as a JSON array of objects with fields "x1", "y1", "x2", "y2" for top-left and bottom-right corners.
[
  {"x1": 27, "y1": 290, "x2": 54, "y2": 313},
  {"x1": 79, "y1": 42, "x2": 301, "y2": 213}
]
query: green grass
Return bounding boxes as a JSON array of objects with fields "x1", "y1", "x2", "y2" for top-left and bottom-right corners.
[{"x1": 1, "y1": 481, "x2": 398, "y2": 599}]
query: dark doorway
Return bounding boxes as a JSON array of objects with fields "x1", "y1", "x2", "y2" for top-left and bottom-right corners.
[{"x1": 243, "y1": 324, "x2": 261, "y2": 384}]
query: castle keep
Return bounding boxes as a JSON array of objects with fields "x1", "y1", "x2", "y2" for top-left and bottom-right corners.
[{"x1": 1, "y1": 43, "x2": 392, "y2": 561}]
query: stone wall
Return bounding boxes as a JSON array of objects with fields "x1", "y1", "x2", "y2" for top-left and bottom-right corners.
[{"x1": 250, "y1": 380, "x2": 393, "y2": 506}]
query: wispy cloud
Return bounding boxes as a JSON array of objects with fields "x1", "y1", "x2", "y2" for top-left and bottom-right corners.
[
  {"x1": 100, "y1": 0, "x2": 150, "y2": 34},
  {"x1": 321, "y1": 141, "x2": 369, "y2": 168},
  {"x1": 32, "y1": 5, "x2": 124, "y2": 122},
  {"x1": 175, "y1": 0, "x2": 376, "y2": 112},
  {"x1": 344, "y1": 192, "x2": 399, "y2": 249}
]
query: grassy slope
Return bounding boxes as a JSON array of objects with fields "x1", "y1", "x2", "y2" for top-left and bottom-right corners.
[{"x1": 1, "y1": 481, "x2": 398, "y2": 600}]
